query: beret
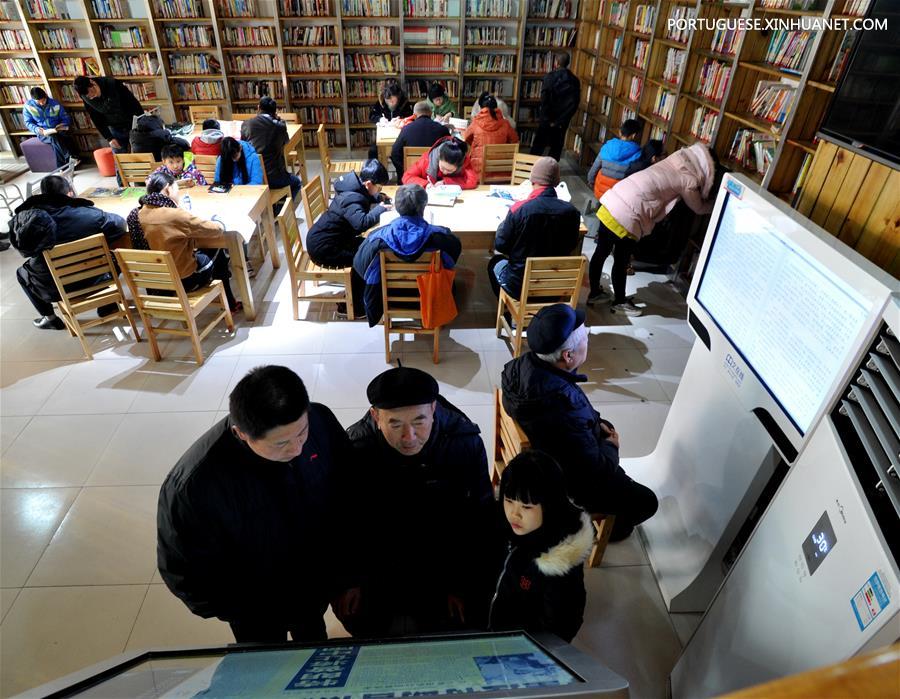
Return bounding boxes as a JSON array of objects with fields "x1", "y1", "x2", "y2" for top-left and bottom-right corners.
[
  {"x1": 367, "y1": 367, "x2": 439, "y2": 409},
  {"x1": 527, "y1": 304, "x2": 586, "y2": 354}
]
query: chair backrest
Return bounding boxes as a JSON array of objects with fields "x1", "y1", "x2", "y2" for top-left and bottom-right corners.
[
  {"x1": 114, "y1": 152, "x2": 157, "y2": 187},
  {"x1": 463, "y1": 105, "x2": 473, "y2": 119},
  {"x1": 316, "y1": 123, "x2": 331, "y2": 170},
  {"x1": 276, "y1": 198, "x2": 303, "y2": 285},
  {"x1": 493, "y1": 387, "x2": 531, "y2": 481},
  {"x1": 189, "y1": 105, "x2": 220, "y2": 125},
  {"x1": 404, "y1": 146, "x2": 429, "y2": 172},
  {"x1": 115, "y1": 248, "x2": 192, "y2": 321},
  {"x1": 43, "y1": 233, "x2": 118, "y2": 313},
  {"x1": 301, "y1": 175, "x2": 326, "y2": 227},
  {"x1": 481, "y1": 143, "x2": 519, "y2": 184},
  {"x1": 380, "y1": 250, "x2": 435, "y2": 322},
  {"x1": 257, "y1": 153, "x2": 268, "y2": 185},
  {"x1": 520, "y1": 256, "x2": 587, "y2": 310},
  {"x1": 230, "y1": 113, "x2": 254, "y2": 121},
  {"x1": 192, "y1": 154, "x2": 217, "y2": 183},
  {"x1": 280, "y1": 112, "x2": 299, "y2": 123},
  {"x1": 511, "y1": 152, "x2": 542, "y2": 185}
]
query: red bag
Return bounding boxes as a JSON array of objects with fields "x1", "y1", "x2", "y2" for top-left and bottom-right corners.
[{"x1": 417, "y1": 253, "x2": 457, "y2": 329}]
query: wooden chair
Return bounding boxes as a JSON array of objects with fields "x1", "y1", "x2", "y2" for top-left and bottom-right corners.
[
  {"x1": 192, "y1": 154, "x2": 217, "y2": 184},
  {"x1": 300, "y1": 174, "x2": 327, "y2": 227},
  {"x1": 287, "y1": 123, "x2": 308, "y2": 183},
  {"x1": 43, "y1": 233, "x2": 140, "y2": 360},
  {"x1": 189, "y1": 105, "x2": 220, "y2": 125},
  {"x1": 404, "y1": 146, "x2": 429, "y2": 173},
  {"x1": 511, "y1": 152, "x2": 542, "y2": 185},
  {"x1": 280, "y1": 112, "x2": 299, "y2": 123},
  {"x1": 380, "y1": 251, "x2": 442, "y2": 364},
  {"x1": 114, "y1": 248, "x2": 234, "y2": 366},
  {"x1": 317, "y1": 123, "x2": 365, "y2": 200},
  {"x1": 113, "y1": 153, "x2": 157, "y2": 187},
  {"x1": 496, "y1": 256, "x2": 587, "y2": 357},
  {"x1": 491, "y1": 387, "x2": 615, "y2": 568},
  {"x1": 481, "y1": 143, "x2": 519, "y2": 184},
  {"x1": 277, "y1": 195, "x2": 354, "y2": 320}
]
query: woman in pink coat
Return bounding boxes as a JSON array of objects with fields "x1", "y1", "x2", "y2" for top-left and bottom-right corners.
[{"x1": 588, "y1": 143, "x2": 718, "y2": 317}]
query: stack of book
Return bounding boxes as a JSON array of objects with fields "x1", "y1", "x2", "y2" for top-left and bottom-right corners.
[
  {"x1": 347, "y1": 26, "x2": 396, "y2": 45},
  {"x1": 283, "y1": 25, "x2": 334, "y2": 46},
  {"x1": 409, "y1": 53, "x2": 459, "y2": 72},
  {"x1": 633, "y1": 4, "x2": 654, "y2": 34},
  {"x1": 223, "y1": 25, "x2": 275, "y2": 47},
  {"x1": 466, "y1": 26, "x2": 507, "y2": 45},
  {"x1": 652, "y1": 86, "x2": 676, "y2": 120},
  {"x1": 621, "y1": 106, "x2": 637, "y2": 122},
  {"x1": 633, "y1": 39, "x2": 649, "y2": 70},
  {"x1": 696, "y1": 58, "x2": 731, "y2": 103},
  {"x1": 341, "y1": 0, "x2": 390, "y2": 16},
  {"x1": 279, "y1": 0, "x2": 332, "y2": 15},
  {"x1": 226, "y1": 54, "x2": 280, "y2": 74},
  {"x1": 728, "y1": 128, "x2": 775, "y2": 174},
  {"x1": 689, "y1": 106, "x2": 716, "y2": 142},
  {"x1": 286, "y1": 53, "x2": 341, "y2": 72},
  {"x1": 764, "y1": 30, "x2": 812, "y2": 73},
  {"x1": 662, "y1": 47, "x2": 685, "y2": 85},
  {"x1": 100, "y1": 26, "x2": 150, "y2": 49},
  {"x1": 604, "y1": 64, "x2": 615, "y2": 88},
  {"x1": 109, "y1": 54, "x2": 158, "y2": 76},
  {"x1": 749, "y1": 80, "x2": 796, "y2": 125},
  {"x1": 711, "y1": 25, "x2": 740, "y2": 56}
]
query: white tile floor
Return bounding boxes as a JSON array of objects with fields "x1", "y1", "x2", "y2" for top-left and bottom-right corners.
[{"x1": 0, "y1": 158, "x2": 701, "y2": 698}]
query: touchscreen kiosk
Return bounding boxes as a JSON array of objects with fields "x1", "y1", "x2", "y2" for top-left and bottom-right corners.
[
  {"x1": 622, "y1": 173, "x2": 895, "y2": 612},
  {"x1": 14, "y1": 632, "x2": 629, "y2": 699}
]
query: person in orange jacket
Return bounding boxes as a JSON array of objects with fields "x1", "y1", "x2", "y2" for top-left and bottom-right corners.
[
  {"x1": 402, "y1": 135, "x2": 479, "y2": 190},
  {"x1": 464, "y1": 92, "x2": 519, "y2": 179}
]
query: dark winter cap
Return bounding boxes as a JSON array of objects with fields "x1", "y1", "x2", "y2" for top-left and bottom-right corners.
[
  {"x1": 527, "y1": 304, "x2": 586, "y2": 354},
  {"x1": 367, "y1": 367, "x2": 439, "y2": 409},
  {"x1": 530, "y1": 157, "x2": 560, "y2": 187}
]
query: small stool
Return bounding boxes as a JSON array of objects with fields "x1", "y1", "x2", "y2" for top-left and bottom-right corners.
[
  {"x1": 94, "y1": 147, "x2": 116, "y2": 177},
  {"x1": 20, "y1": 137, "x2": 57, "y2": 173}
]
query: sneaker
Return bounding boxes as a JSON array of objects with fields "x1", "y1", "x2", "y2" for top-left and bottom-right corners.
[
  {"x1": 587, "y1": 289, "x2": 611, "y2": 305},
  {"x1": 33, "y1": 315, "x2": 65, "y2": 330},
  {"x1": 611, "y1": 301, "x2": 643, "y2": 317}
]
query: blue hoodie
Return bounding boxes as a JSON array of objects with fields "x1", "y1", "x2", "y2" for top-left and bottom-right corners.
[
  {"x1": 587, "y1": 138, "x2": 642, "y2": 186},
  {"x1": 23, "y1": 97, "x2": 70, "y2": 136},
  {"x1": 352, "y1": 215, "x2": 462, "y2": 326},
  {"x1": 213, "y1": 139, "x2": 264, "y2": 185}
]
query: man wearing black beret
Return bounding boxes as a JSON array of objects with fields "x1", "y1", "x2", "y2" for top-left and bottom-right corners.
[
  {"x1": 501, "y1": 304, "x2": 658, "y2": 541},
  {"x1": 342, "y1": 366, "x2": 498, "y2": 636}
]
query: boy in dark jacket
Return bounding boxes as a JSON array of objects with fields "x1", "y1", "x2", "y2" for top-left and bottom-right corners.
[
  {"x1": 530, "y1": 52, "x2": 580, "y2": 160},
  {"x1": 129, "y1": 113, "x2": 190, "y2": 162},
  {"x1": 73, "y1": 75, "x2": 143, "y2": 154},
  {"x1": 342, "y1": 367, "x2": 498, "y2": 636},
  {"x1": 488, "y1": 157, "x2": 580, "y2": 299},
  {"x1": 352, "y1": 184, "x2": 461, "y2": 326},
  {"x1": 9, "y1": 175, "x2": 126, "y2": 329},
  {"x1": 501, "y1": 304, "x2": 658, "y2": 541},
  {"x1": 240, "y1": 96, "x2": 301, "y2": 199},
  {"x1": 390, "y1": 101, "x2": 451, "y2": 180},
  {"x1": 370, "y1": 80, "x2": 412, "y2": 123}
]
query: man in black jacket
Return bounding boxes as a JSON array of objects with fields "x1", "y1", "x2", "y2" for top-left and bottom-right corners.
[
  {"x1": 73, "y1": 75, "x2": 143, "y2": 155},
  {"x1": 530, "y1": 52, "x2": 581, "y2": 161},
  {"x1": 241, "y1": 96, "x2": 301, "y2": 199},
  {"x1": 157, "y1": 365, "x2": 358, "y2": 643},
  {"x1": 501, "y1": 304, "x2": 658, "y2": 541},
  {"x1": 9, "y1": 175, "x2": 126, "y2": 330},
  {"x1": 488, "y1": 157, "x2": 581, "y2": 299},
  {"x1": 390, "y1": 101, "x2": 451, "y2": 180},
  {"x1": 342, "y1": 367, "x2": 498, "y2": 636},
  {"x1": 129, "y1": 113, "x2": 189, "y2": 162}
]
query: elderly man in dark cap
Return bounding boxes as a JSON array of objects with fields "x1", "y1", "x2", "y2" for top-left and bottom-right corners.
[
  {"x1": 342, "y1": 366, "x2": 497, "y2": 637},
  {"x1": 488, "y1": 156, "x2": 582, "y2": 299},
  {"x1": 501, "y1": 304, "x2": 658, "y2": 541}
]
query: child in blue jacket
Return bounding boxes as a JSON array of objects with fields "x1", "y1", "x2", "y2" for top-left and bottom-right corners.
[
  {"x1": 585, "y1": 118, "x2": 644, "y2": 198},
  {"x1": 214, "y1": 137, "x2": 264, "y2": 185},
  {"x1": 22, "y1": 87, "x2": 72, "y2": 167}
]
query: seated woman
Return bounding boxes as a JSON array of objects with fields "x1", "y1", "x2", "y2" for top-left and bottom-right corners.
[
  {"x1": 402, "y1": 135, "x2": 479, "y2": 190},
  {"x1": 214, "y1": 136, "x2": 264, "y2": 186},
  {"x1": 129, "y1": 171, "x2": 241, "y2": 312},
  {"x1": 369, "y1": 79, "x2": 412, "y2": 123},
  {"x1": 464, "y1": 92, "x2": 519, "y2": 179},
  {"x1": 426, "y1": 82, "x2": 456, "y2": 121}
]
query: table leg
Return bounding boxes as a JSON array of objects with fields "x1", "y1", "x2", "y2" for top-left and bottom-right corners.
[
  {"x1": 261, "y1": 202, "x2": 280, "y2": 270},
  {"x1": 227, "y1": 233, "x2": 256, "y2": 321}
]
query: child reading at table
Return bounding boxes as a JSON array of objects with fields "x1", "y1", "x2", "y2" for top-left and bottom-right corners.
[
  {"x1": 153, "y1": 143, "x2": 207, "y2": 187},
  {"x1": 215, "y1": 137, "x2": 264, "y2": 186},
  {"x1": 402, "y1": 135, "x2": 479, "y2": 190}
]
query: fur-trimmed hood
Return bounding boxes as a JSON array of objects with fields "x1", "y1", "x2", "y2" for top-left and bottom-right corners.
[{"x1": 535, "y1": 512, "x2": 594, "y2": 576}]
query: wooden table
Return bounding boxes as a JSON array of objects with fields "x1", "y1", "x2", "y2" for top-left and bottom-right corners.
[
  {"x1": 189, "y1": 120, "x2": 304, "y2": 160},
  {"x1": 375, "y1": 124, "x2": 402, "y2": 164},
  {"x1": 81, "y1": 185, "x2": 270, "y2": 320}
]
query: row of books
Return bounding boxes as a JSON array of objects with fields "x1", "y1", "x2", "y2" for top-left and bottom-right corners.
[
  {"x1": 174, "y1": 80, "x2": 224, "y2": 100},
  {"x1": 284, "y1": 26, "x2": 335, "y2": 46},
  {"x1": 403, "y1": 25, "x2": 452, "y2": 45},
  {"x1": 711, "y1": 26, "x2": 740, "y2": 56},
  {"x1": 90, "y1": 0, "x2": 127, "y2": 19},
  {"x1": 341, "y1": 0, "x2": 390, "y2": 16},
  {"x1": 765, "y1": 30, "x2": 812, "y2": 73},
  {"x1": 521, "y1": 78, "x2": 542, "y2": 98},
  {"x1": 409, "y1": 53, "x2": 459, "y2": 72},
  {"x1": 408, "y1": 77, "x2": 458, "y2": 97},
  {"x1": 466, "y1": 0, "x2": 511, "y2": 17},
  {"x1": 73, "y1": 133, "x2": 103, "y2": 151},
  {"x1": 226, "y1": 54, "x2": 280, "y2": 74},
  {"x1": 665, "y1": 5, "x2": 693, "y2": 44},
  {"x1": 466, "y1": 27, "x2": 507, "y2": 45},
  {"x1": 8, "y1": 112, "x2": 26, "y2": 130},
  {"x1": 627, "y1": 75, "x2": 642, "y2": 102},
  {"x1": 162, "y1": 25, "x2": 213, "y2": 47},
  {"x1": 215, "y1": 0, "x2": 256, "y2": 17},
  {"x1": 25, "y1": 0, "x2": 64, "y2": 20},
  {"x1": 608, "y1": 34, "x2": 622, "y2": 60},
  {"x1": 462, "y1": 52, "x2": 512, "y2": 72},
  {"x1": 151, "y1": 0, "x2": 203, "y2": 19},
  {"x1": 843, "y1": 0, "x2": 870, "y2": 16},
  {"x1": 650, "y1": 86, "x2": 676, "y2": 120},
  {"x1": 749, "y1": 80, "x2": 796, "y2": 125},
  {"x1": 290, "y1": 78, "x2": 342, "y2": 99},
  {"x1": 286, "y1": 52, "x2": 340, "y2": 72},
  {"x1": 648, "y1": 124, "x2": 664, "y2": 141},
  {"x1": 633, "y1": 4, "x2": 654, "y2": 34},
  {"x1": 48, "y1": 57, "x2": 99, "y2": 77},
  {"x1": 350, "y1": 129, "x2": 374, "y2": 147},
  {"x1": 124, "y1": 81, "x2": 158, "y2": 100},
  {"x1": 661, "y1": 47, "x2": 685, "y2": 85},
  {"x1": 101, "y1": 26, "x2": 150, "y2": 49},
  {"x1": 518, "y1": 128, "x2": 535, "y2": 147},
  {"x1": 599, "y1": 93, "x2": 611, "y2": 114},
  {"x1": 349, "y1": 105, "x2": 370, "y2": 122},
  {"x1": 59, "y1": 84, "x2": 79, "y2": 101},
  {"x1": 231, "y1": 79, "x2": 283, "y2": 99},
  {"x1": 757, "y1": 0, "x2": 816, "y2": 8},
  {"x1": 223, "y1": 25, "x2": 275, "y2": 47},
  {"x1": 346, "y1": 26, "x2": 395, "y2": 45},
  {"x1": 527, "y1": 0, "x2": 577, "y2": 20},
  {"x1": 347, "y1": 78, "x2": 385, "y2": 97},
  {"x1": 696, "y1": 58, "x2": 731, "y2": 103},
  {"x1": 70, "y1": 111, "x2": 92, "y2": 129},
  {"x1": 279, "y1": 0, "x2": 332, "y2": 16},
  {"x1": 36, "y1": 28, "x2": 75, "y2": 50},
  {"x1": 301, "y1": 106, "x2": 343, "y2": 123},
  {"x1": 522, "y1": 50, "x2": 553, "y2": 73},
  {"x1": 0, "y1": 29, "x2": 26, "y2": 53},
  {"x1": 109, "y1": 54, "x2": 158, "y2": 76},
  {"x1": 463, "y1": 78, "x2": 507, "y2": 97},
  {"x1": 404, "y1": 0, "x2": 457, "y2": 16},
  {"x1": 168, "y1": 53, "x2": 220, "y2": 75},
  {"x1": 825, "y1": 30, "x2": 856, "y2": 83},
  {"x1": 609, "y1": 2, "x2": 627, "y2": 29},
  {"x1": 345, "y1": 52, "x2": 397, "y2": 72},
  {"x1": 524, "y1": 26, "x2": 575, "y2": 47},
  {"x1": 633, "y1": 39, "x2": 649, "y2": 71},
  {"x1": 728, "y1": 128, "x2": 775, "y2": 175},
  {"x1": 603, "y1": 64, "x2": 615, "y2": 88},
  {"x1": 0, "y1": 84, "x2": 34, "y2": 104}
]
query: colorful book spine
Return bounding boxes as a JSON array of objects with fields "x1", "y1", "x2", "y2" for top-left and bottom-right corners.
[
  {"x1": 278, "y1": 0, "x2": 331, "y2": 16},
  {"x1": 465, "y1": 0, "x2": 512, "y2": 17},
  {"x1": 341, "y1": 0, "x2": 389, "y2": 16}
]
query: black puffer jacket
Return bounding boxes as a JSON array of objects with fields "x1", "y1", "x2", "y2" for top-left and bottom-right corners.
[
  {"x1": 306, "y1": 172, "x2": 386, "y2": 266},
  {"x1": 9, "y1": 193, "x2": 126, "y2": 302},
  {"x1": 489, "y1": 512, "x2": 594, "y2": 642},
  {"x1": 129, "y1": 114, "x2": 189, "y2": 161},
  {"x1": 539, "y1": 68, "x2": 581, "y2": 126},
  {"x1": 369, "y1": 93, "x2": 412, "y2": 123},
  {"x1": 501, "y1": 353, "x2": 623, "y2": 514}
]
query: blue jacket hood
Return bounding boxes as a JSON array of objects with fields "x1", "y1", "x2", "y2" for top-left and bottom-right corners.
[
  {"x1": 600, "y1": 138, "x2": 642, "y2": 164},
  {"x1": 371, "y1": 216, "x2": 435, "y2": 260}
]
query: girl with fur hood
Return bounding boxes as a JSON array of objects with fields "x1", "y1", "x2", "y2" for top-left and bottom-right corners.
[{"x1": 489, "y1": 450, "x2": 594, "y2": 642}]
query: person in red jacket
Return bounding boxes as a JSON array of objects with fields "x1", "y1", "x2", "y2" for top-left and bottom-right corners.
[
  {"x1": 402, "y1": 135, "x2": 479, "y2": 190},
  {"x1": 191, "y1": 119, "x2": 224, "y2": 157},
  {"x1": 464, "y1": 93, "x2": 519, "y2": 179}
]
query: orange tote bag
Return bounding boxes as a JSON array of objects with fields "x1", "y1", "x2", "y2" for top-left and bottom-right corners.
[{"x1": 417, "y1": 253, "x2": 458, "y2": 329}]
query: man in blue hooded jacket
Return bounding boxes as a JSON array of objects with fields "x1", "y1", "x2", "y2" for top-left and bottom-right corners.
[
  {"x1": 22, "y1": 87, "x2": 73, "y2": 167},
  {"x1": 352, "y1": 184, "x2": 461, "y2": 327}
]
